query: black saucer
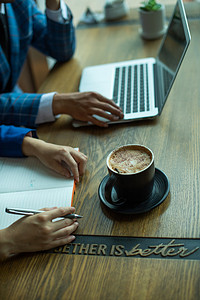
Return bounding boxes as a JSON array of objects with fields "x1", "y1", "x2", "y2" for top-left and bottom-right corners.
[{"x1": 98, "y1": 168, "x2": 170, "y2": 214}]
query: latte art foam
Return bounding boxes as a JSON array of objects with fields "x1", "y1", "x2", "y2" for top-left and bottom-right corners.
[{"x1": 109, "y1": 148, "x2": 151, "y2": 174}]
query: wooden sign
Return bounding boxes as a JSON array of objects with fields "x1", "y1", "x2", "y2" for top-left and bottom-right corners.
[{"x1": 47, "y1": 235, "x2": 200, "y2": 260}]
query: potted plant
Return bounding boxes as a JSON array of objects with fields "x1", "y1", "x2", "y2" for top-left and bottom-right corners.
[{"x1": 139, "y1": 0, "x2": 166, "y2": 40}]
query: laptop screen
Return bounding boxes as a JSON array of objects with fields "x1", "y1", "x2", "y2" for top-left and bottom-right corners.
[{"x1": 155, "y1": 0, "x2": 191, "y2": 114}]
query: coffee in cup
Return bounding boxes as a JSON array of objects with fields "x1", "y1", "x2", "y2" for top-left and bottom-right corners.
[
  {"x1": 108, "y1": 145, "x2": 152, "y2": 174},
  {"x1": 106, "y1": 144, "x2": 155, "y2": 205}
]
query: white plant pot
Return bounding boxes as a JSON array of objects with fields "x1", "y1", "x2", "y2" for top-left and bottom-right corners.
[{"x1": 139, "y1": 4, "x2": 166, "y2": 40}]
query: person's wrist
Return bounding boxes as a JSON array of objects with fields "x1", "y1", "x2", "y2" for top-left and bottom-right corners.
[
  {"x1": 52, "y1": 93, "x2": 64, "y2": 115},
  {"x1": 22, "y1": 137, "x2": 45, "y2": 158},
  {"x1": 22, "y1": 136, "x2": 36, "y2": 157}
]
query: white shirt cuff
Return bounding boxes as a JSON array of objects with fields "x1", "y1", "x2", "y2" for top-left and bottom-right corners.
[
  {"x1": 45, "y1": 0, "x2": 68, "y2": 23},
  {"x1": 35, "y1": 93, "x2": 57, "y2": 125},
  {"x1": 0, "y1": 4, "x2": 5, "y2": 13}
]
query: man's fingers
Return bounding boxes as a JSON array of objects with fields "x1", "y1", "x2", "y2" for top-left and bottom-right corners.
[
  {"x1": 92, "y1": 92, "x2": 122, "y2": 109},
  {"x1": 50, "y1": 155, "x2": 78, "y2": 181},
  {"x1": 87, "y1": 115, "x2": 109, "y2": 127},
  {"x1": 49, "y1": 234, "x2": 76, "y2": 248},
  {"x1": 39, "y1": 207, "x2": 76, "y2": 221},
  {"x1": 70, "y1": 150, "x2": 88, "y2": 176},
  {"x1": 53, "y1": 161, "x2": 72, "y2": 178},
  {"x1": 48, "y1": 148, "x2": 87, "y2": 181},
  {"x1": 91, "y1": 109, "x2": 121, "y2": 121},
  {"x1": 85, "y1": 109, "x2": 121, "y2": 127},
  {"x1": 93, "y1": 93, "x2": 124, "y2": 114},
  {"x1": 52, "y1": 221, "x2": 79, "y2": 239},
  {"x1": 88, "y1": 102, "x2": 123, "y2": 118},
  {"x1": 40, "y1": 207, "x2": 57, "y2": 212},
  {"x1": 61, "y1": 154, "x2": 79, "y2": 182}
]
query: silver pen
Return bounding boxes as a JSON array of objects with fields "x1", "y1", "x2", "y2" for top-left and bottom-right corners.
[{"x1": 5, "y1": 208, "x2": 83, "y2": 219}]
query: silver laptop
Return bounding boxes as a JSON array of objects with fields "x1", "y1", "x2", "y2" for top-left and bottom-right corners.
[{"x1": 73, "y1": 0, "x2": 191, "y2": 127}]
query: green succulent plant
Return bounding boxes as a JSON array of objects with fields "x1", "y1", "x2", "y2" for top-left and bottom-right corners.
[{"x1": 140, "y1": 0, "x2": 162, "y2": 11}]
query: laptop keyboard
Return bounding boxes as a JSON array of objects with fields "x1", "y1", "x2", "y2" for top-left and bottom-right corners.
[{"x1": 113, "y1": 64, "x2": 150, "y2": 114}]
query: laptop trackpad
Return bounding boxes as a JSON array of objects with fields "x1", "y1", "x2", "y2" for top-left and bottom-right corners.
[{"x1": 79, "y1": 65, "x2": 114, "y2": 98}]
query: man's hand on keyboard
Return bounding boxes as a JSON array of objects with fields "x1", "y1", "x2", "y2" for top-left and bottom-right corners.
[{"x1": 52, "y1": 91, "x2": 124, "y2": 127}]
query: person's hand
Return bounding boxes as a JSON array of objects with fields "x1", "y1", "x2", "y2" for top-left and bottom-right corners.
[
  {"x1": 22, "y1": 137, "x2": 87, "y2": 182},
  {"x1": 0, "y1": 207, "x2": 78, "y2": 260},
  {"x1": 46, "y1": 0, "x2": 60, "y2": 10},
  {"x1": 52, "y1": 92, "x2": 124, "y2": 127}
]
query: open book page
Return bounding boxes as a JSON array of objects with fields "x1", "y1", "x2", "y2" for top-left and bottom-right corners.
[
  {"x1": 0, "y1": 152, "x2": 79, "y2": 229},
  {"x1": 0, "y1": 157, "x2": 74, "y2": 193},
  {"x1": 0, "y1": 187, "x2": 73, "y2": 229}
]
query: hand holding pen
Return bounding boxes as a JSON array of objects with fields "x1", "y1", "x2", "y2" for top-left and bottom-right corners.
[
  {"x1": 1, "y1": 207, "x2": 81, "y2": 259},
  {"x1": 6, "y1": 208, "x2": 83, "y2": 219}
]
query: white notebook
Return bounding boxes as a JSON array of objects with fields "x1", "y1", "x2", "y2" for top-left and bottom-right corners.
[{"x1": 0, "y1": 157, "x2": 76, "y2": 229}]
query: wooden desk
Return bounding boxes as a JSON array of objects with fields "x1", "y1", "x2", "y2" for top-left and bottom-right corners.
[{"x1": 1, "y1": 4, "x2": 200, "y2": 300}]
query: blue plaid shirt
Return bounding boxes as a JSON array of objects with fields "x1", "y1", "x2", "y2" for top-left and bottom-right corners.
[
  {"x1": 0, "y1": 0, "x2": 76, "y2": 157},
  {"x1": 0, "y1": 0, "x2": 75, "y2": 128}
]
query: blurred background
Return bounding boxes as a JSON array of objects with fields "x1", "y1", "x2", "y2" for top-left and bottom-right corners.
[
  {"x1": 67, "y1": 0, "x2": 195, "y2": 25},
  {"x1": 20, "y1": 0, "x2": 196, "y2": 92}
]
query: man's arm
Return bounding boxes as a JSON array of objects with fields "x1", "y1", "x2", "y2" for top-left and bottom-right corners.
[
  {"x1": 0, "y1": 92, "x2": 42, "y2": 128},
  {"x1": 0, "y1": 0, "x2": 123, "y2": 128},
  {"x1": 31, "y1": 0, "x2": 76, "y2": 62}
]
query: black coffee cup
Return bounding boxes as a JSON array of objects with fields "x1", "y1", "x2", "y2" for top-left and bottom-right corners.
[{"x1": 106, "y1": 144, "x2": 155, "y2": 206}]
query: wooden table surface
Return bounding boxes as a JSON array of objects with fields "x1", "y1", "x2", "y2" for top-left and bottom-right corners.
[{"x1": 0, "y1": 4, "x2": 200, "y2": 300}]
